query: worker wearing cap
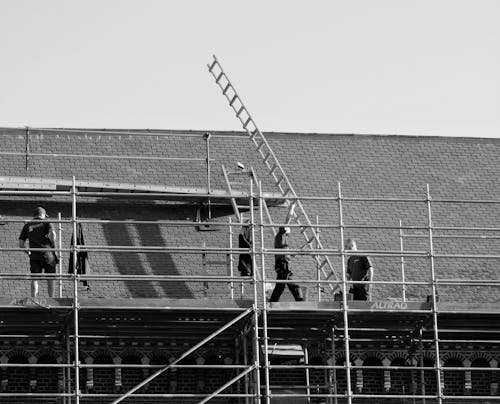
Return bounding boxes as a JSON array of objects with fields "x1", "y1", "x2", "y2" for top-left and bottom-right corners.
[
  {"x1": 269, "y1": 226, "x2": 304, "y2": 302},
  {"x1": 345, "y1": 238, "x2": 373, "y2": 301},
  {"x1": 18, "y1": 206, "x2": 57, "y2": 298}
]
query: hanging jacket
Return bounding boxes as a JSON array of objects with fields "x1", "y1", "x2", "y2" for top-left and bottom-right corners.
[{"x1": 68, "y1": 223, "x2": 90, "y2": 275}]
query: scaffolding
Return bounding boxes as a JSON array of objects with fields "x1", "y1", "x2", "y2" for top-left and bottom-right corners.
[{"x1": 0, "y1": 168, "x2": 499, "y2": 403}]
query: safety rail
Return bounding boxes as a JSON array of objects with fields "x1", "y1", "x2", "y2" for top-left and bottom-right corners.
[{"x1": 0, "y1": 180, "x2": 499, "y2": 404}]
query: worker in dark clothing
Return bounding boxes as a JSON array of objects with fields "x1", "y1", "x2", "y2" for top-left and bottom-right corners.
[
  {"x1": 269, "y1": 226, "x2": 304, "y2": 302},
  {"x1": 18, "y1": 206, "x2": 57, "y2": 298},
  {"x1": 69, "y1": 222, "x2": 91, "y2": 291},
  {"x1": 237, "y1": 223, "x2": 252, "y2": 276},
  {"x1": 345, "y1": 238, "x2": 373, "y2": 301}
]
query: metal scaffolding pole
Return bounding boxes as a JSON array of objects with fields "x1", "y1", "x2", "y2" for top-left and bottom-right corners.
[
  {"x1": 399, "y1": 219, "x2": 407, "y2": 302},
  {"x1": 111, "y1": 307, "x2": 254, "y2": 404},
  {"x1": 426, "y1": 184, "x2": 443, "y2": 404},
  {"x1": 338, "y1": 182, "x2": 353, "y2": 404},
  {"x1": 259, "y1": 181, "x2": 272, "y2": 404},
  {"x1": 249, "y1": 181, "x2": 262, "y2": 404},
  {"x1": 72, "y1": 176, "x2": 80, "y2": 404}
]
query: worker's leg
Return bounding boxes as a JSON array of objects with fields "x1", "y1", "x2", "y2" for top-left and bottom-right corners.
[
  {"x1": 269, "y1": 269, "x2": 287, "y2": 302},
  {"x1": 43, "y1": 253, "x2": 57, "y2": 298},
  {"x1": 29, "y1": 260, "x2": 42, "y2": 298},
  {"x1": 286, "y1": 271, "x2": 304, "y2": 301},
  {"x1": 31, "y1": 280, "x2": 39, "y2": 297}
]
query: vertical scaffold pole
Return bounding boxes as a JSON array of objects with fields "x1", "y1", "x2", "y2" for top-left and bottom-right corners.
[
  {"x1": 25, "y1": 126, "x2": 30, "y2": 170},
  {"x1": 304, "y1": 345, "x2": 311, "y2": 403},
  {"x1": 259, "y1": 181, "x2": 271, "y2": 404},
  {"x1": 316, "y1": 215, "x2": 321, "y2": 302},
  {"x1": 229, "y1": 217, "x2": 235, "y2": 299},
  {"x1": 399, "y1": 220, "x2": 406, "y2": 302},
  {"x1": 426, "y1": 184, "x2": 443, "y2": 404},
  {"x1": 204, "y1": 132, "x2": 212, "y2": 220},
  {"x1": 71, "y1": 176, "x2": 80, "y2": 404},
  {"x1": 331, "y1": 326, "x2": 338, "y2": 404},
  {"x1": 243, "y1": 329, "x2": 250, "y2": 404},
  {"x1": 249, "y1": 181, "x2": 262, "y2": 403},
  {"x1": 338, "y1": 182, "x2": 353, "y2": 404},
  {"x1": 58, "y1": 212, "x2": 63, "y2": 298}
]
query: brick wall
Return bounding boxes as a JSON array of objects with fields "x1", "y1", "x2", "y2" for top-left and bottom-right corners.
[{"x1": 1, "y1": 128, "x2": 499, "y2": 302}]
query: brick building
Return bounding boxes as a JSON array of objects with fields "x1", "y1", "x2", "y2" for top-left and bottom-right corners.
[{"x1": 0, "y1": 127, "x2": 499, "y2": 403}]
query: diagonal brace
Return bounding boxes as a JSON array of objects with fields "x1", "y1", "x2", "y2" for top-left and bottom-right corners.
[
  {"x1": 111, "y1": 307, "x2": 254, "y2": 404},
  {"x1": 197, "y1": 364, "x2": 256, "y2": 404}
]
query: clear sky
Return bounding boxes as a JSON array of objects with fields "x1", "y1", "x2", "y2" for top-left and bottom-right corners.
[{"x1": 0, "y1": 0, "x2": 499, "y2": 138}]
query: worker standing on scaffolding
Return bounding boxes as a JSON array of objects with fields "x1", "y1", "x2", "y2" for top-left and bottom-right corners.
[
  {"x1": 345, "y1": 238, "x2": 373, "y2": 301},
  {"x1": 18, "y1": 206, "x2": 57, "y2": 298},
  {"x1": 269, "y1": 226, "x2": 304, "y2": 302},
  {"x1": 237, "y1": 222, "x2": 253, "y2": 276}
]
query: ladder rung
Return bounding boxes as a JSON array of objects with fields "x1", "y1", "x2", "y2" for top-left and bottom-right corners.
[
  {"x1": 236, "y1": 106, "x2": 245, "y2": 117},
  {"x1": 250, "y1": 129, "x2": 259, "y2": 140},
  {"x1": 208, "y1": 59, "x2": 217, "y2": 72},
  {"x1": 223, "y1": 83, "x2": 231, "y2": 95},
  {"x1": 269, "y1": 165, "x2": 278, "y2": 175},
  {"x1": 318, "y1": 260, "x2": 329, "y2": 270},
  {"x1": 281, "y1": 187, "x2": 291, "y2": 196},
  {"x1": 276, "y1": 176, "x2": 285, "y2": 186},
  {"x1": 256, "y1": 141, "x2": 266, "y2": 151},
  {"x1": 216, "y1": 71, "x2": 225, "y2": 83},
  {"x1": 229, "y1": 95, "x2": 238, "y2": 106},
  {"x1": 243, "y1": 117, "x2": 252, "y2": 129},
  {"x1": 263, "y1": 153, "x2": 272, "y2": 163}
]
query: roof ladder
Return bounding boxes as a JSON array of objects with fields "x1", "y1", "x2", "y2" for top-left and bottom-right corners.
[{"x1": 208, "y1": 55, "x2": 339, "y2": 293}]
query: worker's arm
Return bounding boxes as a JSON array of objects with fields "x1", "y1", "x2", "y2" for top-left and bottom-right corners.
[
  {"x1": 48, "y1": 227, "x2": 57, "y2": 246},
  {"x1": 365, "y1": 266, "x2": 374, "y2": 299},
  {"x1": 19, "y1": 238, "x2": 29, "y2": 255}
]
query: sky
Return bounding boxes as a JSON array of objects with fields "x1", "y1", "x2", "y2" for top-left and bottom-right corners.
[{"x1": 0, "y1": 0, "x2": 499, "y2": 138}]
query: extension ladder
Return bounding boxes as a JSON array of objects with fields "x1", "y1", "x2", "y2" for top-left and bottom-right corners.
[
  {"x1": 208, "y1": 55, "x2": 340, "y2": 293},
  {"x1": 221, "y1": 164, "x2": 276, "y2": 237}
]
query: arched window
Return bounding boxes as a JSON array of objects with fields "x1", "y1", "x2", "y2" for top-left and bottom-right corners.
[
  {"x1": 121, "y1": 355, "x2": 142, "y2": 392},
  {"x1": 390, "y1": 357, "x2": 411, "y2": 395},
  {"x1": 471, "y1": 358, "x2": 490, "y2": 396},
  {"x1": 415, "y1": 357, "x2": 437, "y2": 397},
  {"x1": 148, "y1": 356, "x2": 169, "y2": 394},
  {"x1": 443, "y1": 358, "x2": 464, "y2": 396},
  {"x1": 309, "y1": 357, "x2": 326, "y2": 404},
  {"x1": 93, "y1": 355, "x2": 114, "y2": 394},
  {"x1": 334, "y1": 357, "x2": 355, "y2": 397},
  {"x1": 205, "y1": 355, "x2": 223, "y2": 393},
  {"x1": 363, "y1": 357, "x2": 384, "y2": 395},
  {"x1": 37, "y1": 354, "x2": 58, "y2": 393},
  {"x1": 7, "y1": 354, "x2": 29, "y2": 393}
]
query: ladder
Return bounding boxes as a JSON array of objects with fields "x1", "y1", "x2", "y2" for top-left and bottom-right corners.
[
  {"x1": 221, "y1": 164, "x2": 253, "y2": 224},
  {"x1": 208, "y1": 55, "x2": 340, "y2": 293},
  {"x1": 221, "y1": 164, "x2": 277, "y2": 237}
]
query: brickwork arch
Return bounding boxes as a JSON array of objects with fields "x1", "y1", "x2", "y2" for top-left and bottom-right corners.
[
  {"x1": 470, "y1": 357, "x2": 491, "y2": 396},
  {"x1": 36, "y1": 353, "x2": 58, "y2": 394},
  {"x1": 443, "y1": 357, "x2": 464, "y2": 397},
  {"x1": 6, "y1": 353, "x2": 29, "y2": 393},
  {"x1": 93, "y1": 353, "x2": 115, "y2": 394},
  {"x1": 363, "y1": 356, "x2": 384, "y2": 394},
  {"x1": 148, "y1": 355, "x2": 171, "y2": 394},
  {"x1": 121, "y1": 353, "x2": 143, "y2": 392}
]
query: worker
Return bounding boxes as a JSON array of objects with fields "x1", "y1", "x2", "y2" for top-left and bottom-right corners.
[
  {"x1": 18, "y1": 206, "x2": 57, "y2": 298},
  {"x1": 345, "y1": 238, "x2": 373, "y2": 301},
  {"x1": 269, "y1": 226, "x2": 304, "y2": 302}
]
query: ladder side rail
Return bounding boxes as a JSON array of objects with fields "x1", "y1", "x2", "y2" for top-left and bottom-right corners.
[
  {"x1": 221, "y1": 164, "x2": 242, "y2": 223},
  {"x1": 209, "y1": 55, "x2": 339, "y2": 286}
]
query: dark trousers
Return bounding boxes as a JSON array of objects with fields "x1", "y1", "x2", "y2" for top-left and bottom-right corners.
[
  {"x1": 349, "y1": 287, "x2": 368, "y2": 301},
  {"x1": 269, "y1": 263, "x2": 304, "y2": 302}
]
